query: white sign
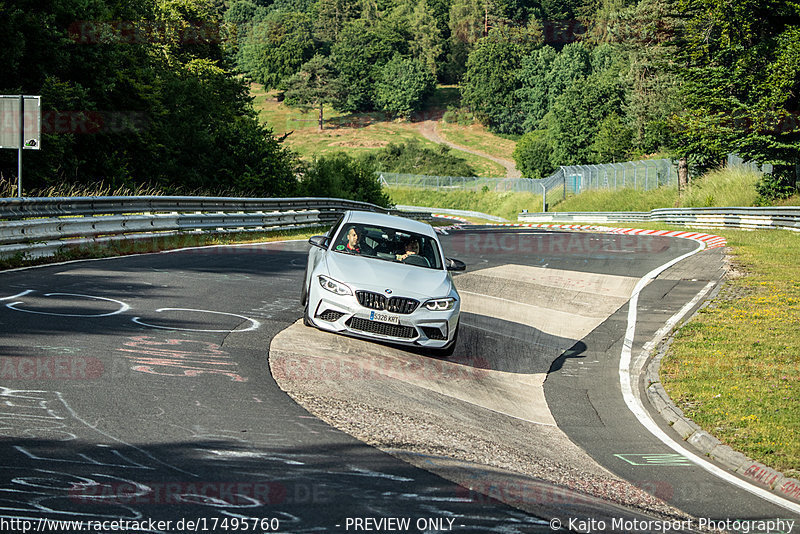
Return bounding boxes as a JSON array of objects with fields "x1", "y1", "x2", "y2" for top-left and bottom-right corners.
[{"x1": 0, "y1": 95, "x2": 41, "y2": 150}]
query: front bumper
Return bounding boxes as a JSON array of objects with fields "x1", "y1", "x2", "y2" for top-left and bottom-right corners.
[{"x1": 307, "y1": 288, "x2": 459, "y2": 348}]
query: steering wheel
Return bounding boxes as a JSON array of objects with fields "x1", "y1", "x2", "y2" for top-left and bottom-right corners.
[{"x1": 402, "y1": 254, "x2": 430, "y2": 267}]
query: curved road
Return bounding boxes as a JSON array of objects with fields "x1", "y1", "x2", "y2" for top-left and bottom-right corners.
[{"x1": 0, "y1": 229, "x2": 797, "y2": 533}]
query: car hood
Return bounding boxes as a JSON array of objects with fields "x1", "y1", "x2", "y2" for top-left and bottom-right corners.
[{"x1": 322, "y1": 252, "x2": 453, "y2": 299}]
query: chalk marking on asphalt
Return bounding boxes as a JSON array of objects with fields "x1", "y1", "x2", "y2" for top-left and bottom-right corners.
[
  {"x1": 6, "y1": 292, "x2": 130, "y2": 317},
  {"x1": 54, "y1": 391, "x2": 200, "y2": 479},
  {"x1": 0, "y1": 290, "x2": 34, "y2": 301},
  {"x1": 131, "y1": 308, "x2": 260, "y2": 332},
  {"x1": 620, "y1": 242, "x2": 800, "y2": 515}
]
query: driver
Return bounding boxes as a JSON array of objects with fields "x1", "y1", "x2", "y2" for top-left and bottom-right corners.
[
  {"x1": 396, "y1": 238, "x2": 420, "y2": 261},
  {"x1": 344, "y1": 226, "x2": 362, "y2": 253}
]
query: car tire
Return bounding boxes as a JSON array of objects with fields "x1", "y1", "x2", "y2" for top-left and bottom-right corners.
[
  {"x1": 302, "y1": 297, "x2": 313, "y2": 327},
  {"x1": 300, "y1": 267, "x2": 308, "y2": 306}
]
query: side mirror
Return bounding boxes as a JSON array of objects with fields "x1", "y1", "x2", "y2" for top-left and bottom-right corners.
[
  {"x1": 445, "y1": 258, "x2": 466, "y2": 272},
  {"x1": 308, "y1": 235, "x2": 330, "y2": 249}
]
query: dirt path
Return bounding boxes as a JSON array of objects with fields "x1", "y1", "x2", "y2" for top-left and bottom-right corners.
[{"x1": 416, "y1": 119, "x2": 522, "y2": 178}]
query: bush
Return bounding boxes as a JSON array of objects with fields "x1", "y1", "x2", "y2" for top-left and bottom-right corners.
[
  {"x1": 513, "y1": 131, "x2": 556, "y2": 179},
  {"x1": 364, "y1": 140, "x2": 477, "y2": 177},
  {"x1": 299, "y1": 153, "x2": 390, "y2": 207},
  {"x1": 756, "y1": 166, "x2": 798, "y2": 202}
]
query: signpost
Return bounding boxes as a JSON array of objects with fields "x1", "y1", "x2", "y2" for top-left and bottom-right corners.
[{"x1": 1, "y1": 95, "x2": 41, "y2": 197}]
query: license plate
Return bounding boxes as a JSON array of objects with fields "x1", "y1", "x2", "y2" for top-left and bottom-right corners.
[{"x1": 369, "y1": 311, "x2": 399, "y2": 325}]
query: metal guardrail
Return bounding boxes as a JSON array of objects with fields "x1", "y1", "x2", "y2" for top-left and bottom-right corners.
[
  {"x1": 0, "y1": 196, "x2": 437, "y2": 260},
  {"x1": 518, "y1": 207, "x2": 800, "y2": 232},
  {"x1": 395, "y1": 204, "x2": 509, "y2": 223}
]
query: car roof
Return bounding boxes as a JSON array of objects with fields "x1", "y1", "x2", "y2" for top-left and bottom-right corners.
[{"x1": 343, "y1": 210, "x2": 436, "y2": 237}]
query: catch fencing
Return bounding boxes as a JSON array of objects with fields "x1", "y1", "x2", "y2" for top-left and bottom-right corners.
[
  {"x1": 378, "y1": 173, "x2": 538, "y2": 193},
  {"x1": 379, "y1": 158, "x2": 677, "y2": 212}
]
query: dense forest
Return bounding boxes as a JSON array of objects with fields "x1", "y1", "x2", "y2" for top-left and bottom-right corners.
[{"x1": 1, "y1": 0, "x2": 799, "y2": 198}]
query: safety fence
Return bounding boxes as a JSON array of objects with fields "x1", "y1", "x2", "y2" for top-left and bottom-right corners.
[
  {"x1": 379, "y1": 158, "x2": 677, "y2": 212},
  {"x1": 559, "y1": 159, "x2": 676, "y2": 194},
  {"x1": 518, "y1": 207, "x2": 800, "y2": 232},
  {"x1": 0, "y1": 196, "x2": 435, "y2": 260},
  {"x1": 378, "y1": 173, "x2": 537, "y2": 193}
]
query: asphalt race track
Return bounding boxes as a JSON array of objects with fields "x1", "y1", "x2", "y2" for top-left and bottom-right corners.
[{"x1": 0, "y1": 227, "x2": 798, "y2": 533}]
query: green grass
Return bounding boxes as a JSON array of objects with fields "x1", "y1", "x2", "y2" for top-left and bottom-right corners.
[
  {"x1": 437, "y1": 122, "x2": 518, "y2": 162},
  {"x1": 552, "y1": 187, "x2": 679, "y2": 212},
  {"x1": 551, "y1": 167, "x2": 800, "y2": 212},
  {"x1": 251, "y1": 84, "x2": 505, "y2": 177},
  {"x1": 661, "y1": 229, "x2": 800, "y2": 476},
  {"x1": 385, "y1": 187, "x2": 542, "y2": 222}
]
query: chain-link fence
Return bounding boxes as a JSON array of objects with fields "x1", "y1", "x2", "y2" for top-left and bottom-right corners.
[
  {"x1": 377, "y1": 173, "x2": 539, "y2": 193},
  {"x1": 727, "y1": 154, "x2": 774, "y2": 174},
  {"x1": 559, "y1": 159, "x2": 676, "y2": 194},
  {"x1": 379, "y1": 158, "x2": 677, "y2": 211}
]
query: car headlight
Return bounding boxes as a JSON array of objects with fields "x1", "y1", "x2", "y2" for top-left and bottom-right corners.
[
  {"x1": 424, "y1": 297, "x2": 456, "y2": 311},
  {"x1": 318, "y1": 275, "x2": 352, "y2": 296}
]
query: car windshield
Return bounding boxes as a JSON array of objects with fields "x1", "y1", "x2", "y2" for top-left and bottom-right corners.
[{"x1": 332, "y1": 223, "x2": 442, "y2": 270}]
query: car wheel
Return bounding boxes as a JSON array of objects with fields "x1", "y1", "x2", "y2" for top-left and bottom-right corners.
[
  {"x1": 300, "y1": 267, "x2": 308, "y2": 306},
  {"x1": 434, "y1": 322, "x2": 459, "y2": 357},
  {"x1": 302, "y1": 297, "x2": 313, "y2": 327}
]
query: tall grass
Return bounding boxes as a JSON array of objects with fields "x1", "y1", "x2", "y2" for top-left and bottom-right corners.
[
  {"x1": 0, "y1": 174, "x2": 166, "y2": 198},
  {"x1": 385, "y1": 187, "x2": 542, "y2": 221},
  {"x1": 550, "y1": 168, "x2": 792, "y2": 212},
  {"x1": 551, "y1": 187, "x2": 679, "y2": 212},
  {"x1": 679, "y1": 167, "x2": 763, "y2": 207}
]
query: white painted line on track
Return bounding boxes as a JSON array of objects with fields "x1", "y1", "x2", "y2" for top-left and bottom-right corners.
[{"x1": 619, "y1": 242, "x2": 800, "y2": 515}]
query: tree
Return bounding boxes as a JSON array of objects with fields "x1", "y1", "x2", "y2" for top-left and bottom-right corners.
[
  {"x1": 547, "y1": 70, "x2": 626, "y2": 165},
  {"x1": 543, "y1": 42, "x2": 591, "y2": 110},
  {"x1": 461, "y1": 24, "x2": 541, "y2": 134},
  {"x1": 237, "y1": 10, "x2": 315, "y2": 89},
  {"x1": 516, "y1": 45, "x2": 557, "y2": 131},
  {"x1": 673, "y1": 0, "x2": 800, "y2": 174},
  {"x1": 310, "y1": 0, "x2": 363, "y2": 43},
  {"x1": 397, "y1": 0, "x2": 444, "y2": 79},
  {"x1": 364, "y1": 140, "x2": 478, "y2": 176},
  {"x1": 444, "y1": 0, "x2": 486, "y2": 82},
  {"x1": 591, "y1": 112, "x2": 634, "y2": 162},
  {"x1": 330, "y1": 18, "x2": 409, "y2": 112},
  {"x1": 374, "y1": 55, "x2": 435, "y2": 119},
  {"x1": 0, "y1": 0, "x2": 298, "y2": 196},
  {"x1": 282, "y1": 54, "x2": 344, "y2": 130}
]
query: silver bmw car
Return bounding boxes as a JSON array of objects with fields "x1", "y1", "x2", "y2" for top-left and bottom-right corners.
[{"x1": 301, "y1": 210, "x2": 465, "y2": 355}]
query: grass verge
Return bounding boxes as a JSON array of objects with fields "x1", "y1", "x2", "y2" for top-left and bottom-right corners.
[
  {"x1": 385, "y1": 187, "x2": 542, "y2": 222},
  {"x1": 661, "y1": 229, "x2": 800, "y2": 476},
  {"x1": 551, "y1": 168, "x2": 769, "y2": 212}
]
